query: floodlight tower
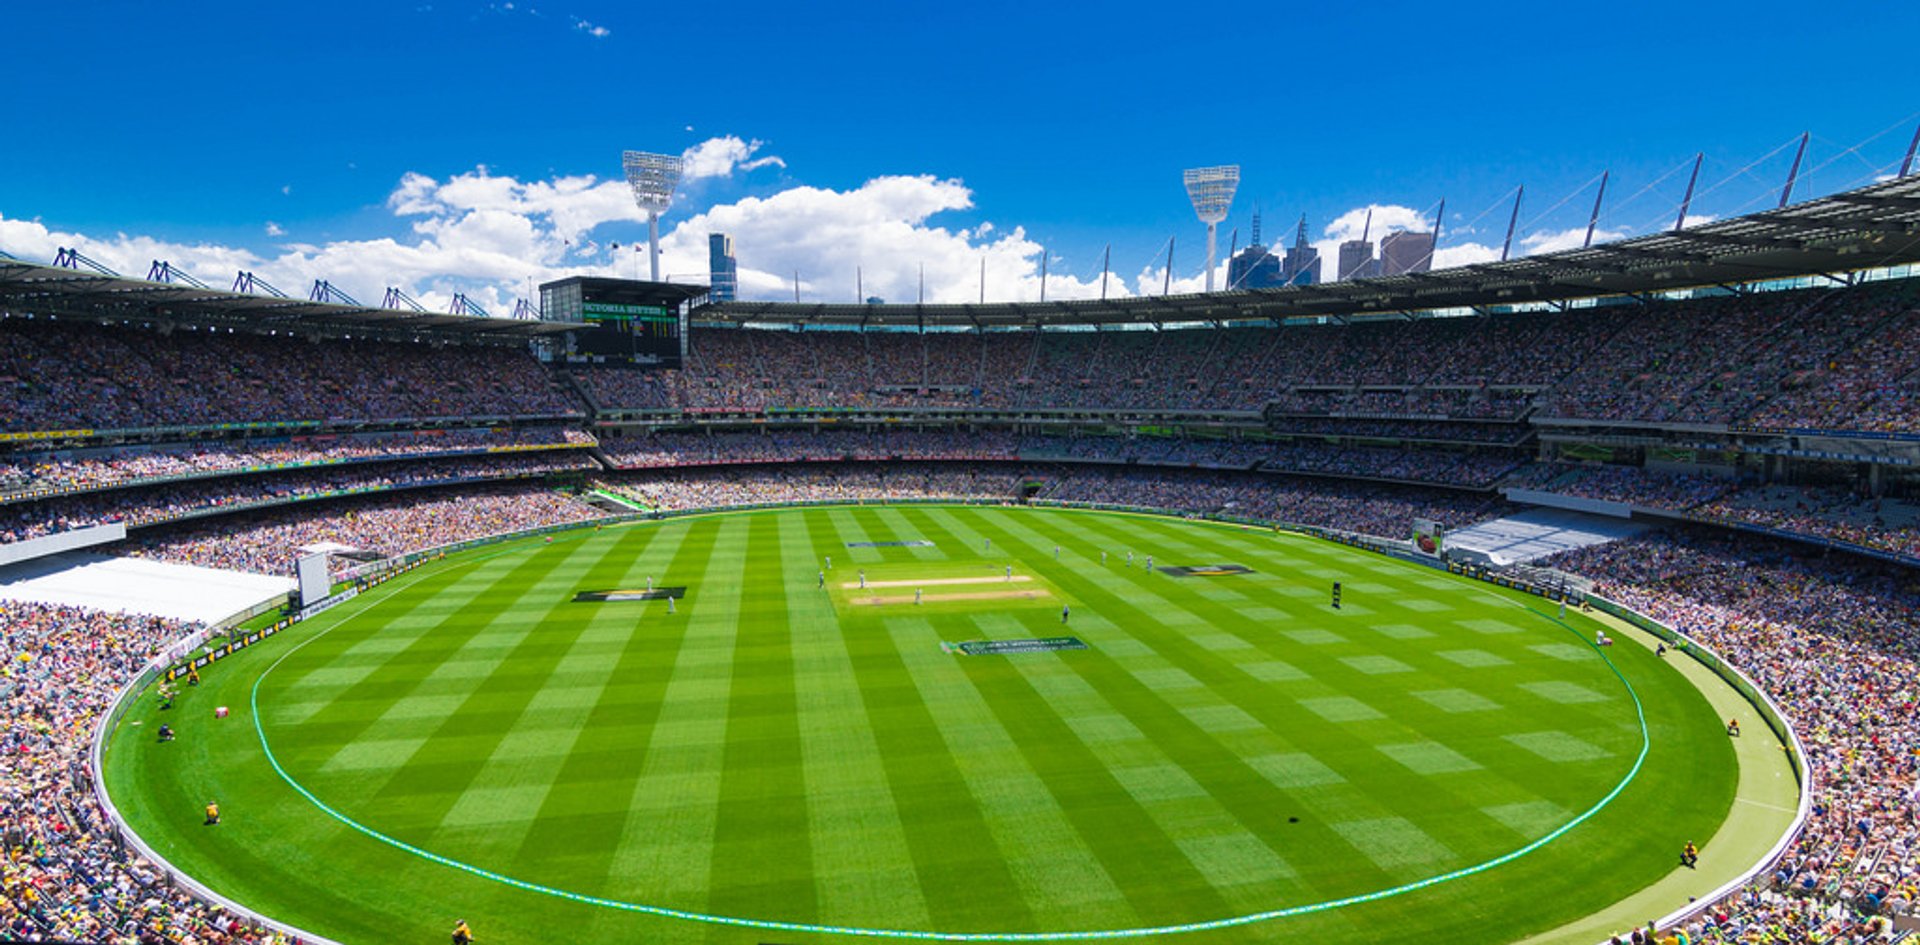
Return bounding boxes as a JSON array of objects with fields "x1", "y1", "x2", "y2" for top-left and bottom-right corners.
[
  {"x1": 622, "y1": 150, "x2": 684, "y2": 282},
  {"x1": 1183, "y1": 165, "x2": 1240, "y2": 292}
]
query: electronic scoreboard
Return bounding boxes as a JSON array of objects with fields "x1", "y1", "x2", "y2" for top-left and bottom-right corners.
[{"x1": 537, "y1": 276, "x2": 707, "y2": 369}]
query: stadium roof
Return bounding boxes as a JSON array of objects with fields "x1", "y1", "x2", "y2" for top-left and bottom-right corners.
[
  {"x1": 699, "y1": 174, "x2": 1920, "y2": 327},
  {"x1": 0, "y1": 260, "x2": 586, "y2": 342}
]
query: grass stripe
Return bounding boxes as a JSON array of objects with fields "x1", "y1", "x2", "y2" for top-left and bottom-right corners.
[
  {"x1": 106, "y1": 505, "x2": 1738, "y2": 945},
  {"x1": 507, "y1": 524, "x2": 700, "y2": 891},
  {"x1": 778, "y1": 510, "x2": 937, "y2": 928},
  {"x1": 706, "y1": 513, "x2": 817, "y2": 921},
  {"x1": 598, "y1": 518, "x2": 742, "y2": 906},
  {"x1": 955, "y1": 510, "x2": 1550, "y2": 887},
  {"x1": 812, "y1": 510, "x2": 1050, "y2": 932}
]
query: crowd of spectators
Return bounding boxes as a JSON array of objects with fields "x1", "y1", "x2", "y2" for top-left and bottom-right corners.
[
  {"x1": 600, "y1": 430, "x2": 1022, "y2": 468},
  {"x1": 601, "y1": 464, "x2": 1028, "y2": 510},
  {"x1": 1695, "y1": 484, "x2": 1920, "y2": 561},
  {"x1": 123, "y1": 482, "x2": 608, "y2": 575},
  {"x1": 1, "y1": 317, "x2": 581, "y2": 433},
  {"x1": 9, "y1": 278, "x2": 1920, "y2": 434},
  {"x1": 597, "y1": 431, "x2": 1524, "y2": 487},
  {"x1": 1016, "y1": 435, "x2": 1263, "y2": 467},
  {"x1": 1517, "y1": 463, "x2": 1738, "y2": 509},
  {"x1": 1543, "y1": 530, "x2": 1920, "y2": 937},
  {"x1": 1265, "y1": 415, "x2": 1531, "y2": 444},
  {"x1": 1252, "y1": 442, "x2": 1522, "y2": 487},
  {"x1": 1510, "y1": 464, "x2": 1920, "y2": 562},
  {"x1": 1, "y1": 454, "x2": 593, "y2": 544},
  {"x1": 0, "y1": 427, "x2": 591, "y2": 499},
  {"x1": 1266, "y1": 387, "x2": 1533, "y2": 421},
  {"x1": 599, "y1": 463, "x2": 1512, "y2": 543},
  {"x1": 566, "y1": 281, "x2": 1920, "y2": 435},
  {"x1": 1037, "y1": 467, "x2": 1514, "y2": 538},
  {"x1": 1744, "y1": 292, "x2": 1920, "y2": 434},
  {"x1": 10, "y1": 453, "x2": 1918, "y2": 942},
  {"x1": 7, "y1": 274, "x2": 1920, "y2": 941},
  {"x1": 0, "y1": 601, "x2": 294, "y2": 943}
]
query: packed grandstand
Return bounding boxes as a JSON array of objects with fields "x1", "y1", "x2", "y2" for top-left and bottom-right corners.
[{"x1": 3, "y1": 179, "x2": 1920, "y2": 944}]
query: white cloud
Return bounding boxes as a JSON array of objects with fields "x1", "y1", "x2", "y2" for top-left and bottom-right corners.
[
  {"x1": 429, "y1": 170, "x2": 635, "y2": 238},
  {"x1": 1517, "y1": 224, "x2": 1631, "y2": 255},
  {"x1": 2, "y1": 145, "x2": 1689, "y2": 315},
  {"x1": 657, "y1": 175, "x2": 1113, "y2": 303},
  {"x1": 679, "y1": 136, "x2": 785, "y2": 180},
  {"x1": 573, "y1": 19, "x2": 610, "y2": 37},
  {"x1": 1322, "y1": 204, "x2": 1433, "y2": 244},
  {"x1": 1306, "y1": 204, "x2": 1438, "y2": 282},
  {"x1": 1433, "y1": 242, "x2": 1500, "y2": 269},
  {"x1": 0, "y1": 138, "x2": 1114, "y2": 311},
  {"x1": 1278, "y1": 200, "x2": 1657, "y2": 283},
  {"x1": 1132, "y1": 259, "x2": 1224, "y2": 297}
]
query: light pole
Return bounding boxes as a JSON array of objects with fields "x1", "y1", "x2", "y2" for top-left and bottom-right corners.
[
  {"x1": 622, "y1": 150, "x2": 684, "y2": 282},
  {"x1": 1183, "y1": 165, "x2": 1239, "y2": 293}
]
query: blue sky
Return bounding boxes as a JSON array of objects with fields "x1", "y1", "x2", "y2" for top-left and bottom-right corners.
[{"x1": 2, "y1": 0, "x2": 1916, "y2": 307}]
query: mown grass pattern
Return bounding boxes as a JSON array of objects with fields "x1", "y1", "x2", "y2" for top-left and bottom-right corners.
[{"x1": 106, "y1": 507, "x2": 1736, "y2": 945}]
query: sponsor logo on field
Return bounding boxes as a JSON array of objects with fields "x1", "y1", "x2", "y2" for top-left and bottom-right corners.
[
  {"x1": 573, "y1": 588, "x2": 687, "y2": 602},
  {"x1": 1158, "y1": 564, "x2": 1255, "y2": 577},
  {"x1": 943, "y1": 636, "x2": 1088, "y2": 656}
]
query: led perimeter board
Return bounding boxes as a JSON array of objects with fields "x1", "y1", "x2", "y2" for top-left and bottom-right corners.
[{"x1": 538, "y1": 276, "x2": 706, "y2": 369}]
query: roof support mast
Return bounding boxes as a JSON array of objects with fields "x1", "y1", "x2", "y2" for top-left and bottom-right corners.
[
  {"x1": 1583, "y1": 171, "x2": 1609, "y2": 249},
  {"x1": 1675, "y1": 153, "x2": 1704, "y2": 231},
  {"x1": 1424, "y1": 199, "x2": 1446, "y2": 271},
  {"x1": 1163, "y1": 237, "x2": 1175, "y2": 296},
  {"x1": 1902, "y1": 122, "x2": 1920, "y2": 178},
  {"x1": 1779, "y1": 132, "x2": 1810, "y2": 208},
  {"x1": 1500, "y1": 186, "x2": 1524, "y2": 262}
]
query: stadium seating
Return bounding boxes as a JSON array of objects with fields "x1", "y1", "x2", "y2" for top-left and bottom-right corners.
[
  {"x1": 0, "y1": 427, "x2": 590, "y2": 499},
  {"x1": 0, "y1": 453, "x2": 596, "y2": 545},
  {"x1": 600, "y1": 463, "x2": 1515, "y2": 541},
  {"x1": 5, "y1": 273, "x2": 1920, "y2": 942},
  {"x1": 1, "y1": 317, "x2": 581, "y2": 433},
  {"x1": 561, "y1": 280, "x2": 1920, "y2": 438},
  {"x1": 1544, "y1": 529, "x2": 1920, "y2": 939}
]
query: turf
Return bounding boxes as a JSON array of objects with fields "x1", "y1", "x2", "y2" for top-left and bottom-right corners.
[{"x1": 105, "y1": 505, "x2": 1739, "y2": 945}]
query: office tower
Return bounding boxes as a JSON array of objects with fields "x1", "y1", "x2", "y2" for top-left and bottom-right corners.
[
  {"x1": 1280, "y1": 215, "x2": 1321, "y2": 286},
  {"x1": 708, "y1": 233, "x2": 738, "y2": 301},
  {"x1": 1381, "y1": 230, "x2": 1436, "y2": 275},
  {"x1": 1337, "y1": 208, "x2": 1379, "y2": 280},
  {"x1": 1227, "y1": 211, "x2": 1284, "y2": 289}
]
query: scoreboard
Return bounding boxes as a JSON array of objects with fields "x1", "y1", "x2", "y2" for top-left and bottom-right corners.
[
  {"x1": 578, "y1": 301, "x2": 680, "y2": 365},
  {"x1": 539, "y1": 277, "x2": 706, "y2": 369}
]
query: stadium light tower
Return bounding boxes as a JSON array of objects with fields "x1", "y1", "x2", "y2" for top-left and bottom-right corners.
[
  {"x1": 622, "y1": 150, "x2": 684, "y2": 282},
  {"x1": 1183, "y1": 165, "x2": 1239, "y2": 292}
]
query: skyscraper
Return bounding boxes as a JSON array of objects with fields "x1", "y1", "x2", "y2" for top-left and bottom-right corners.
[
  {"x1": 1227, "y1": 211, "x2": 1283, "y2": 289},
  {"x1": 1380, "y1": 230, "x2": 1436, "y2": 276},
  {"x1": 1338, "y1": 241, "x2": 1379, "y2": 280},
  {"x1": 1337, "y1": 208, "x2": 1379, "y2": 281},
  {"x1": 1280, "y1": 215, "x2": 1321, "y2": 286},
  {"x1": 708, "y1": 233, "x2": 738, "y2": 301}
]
